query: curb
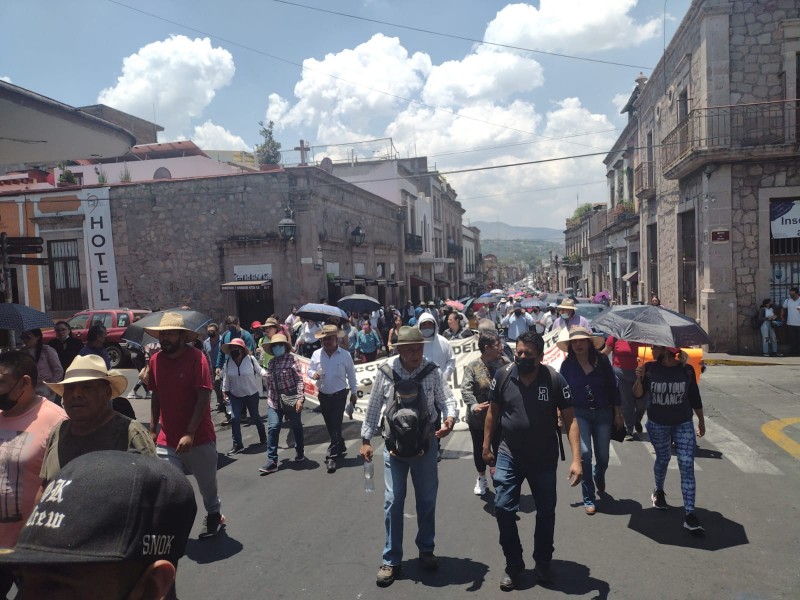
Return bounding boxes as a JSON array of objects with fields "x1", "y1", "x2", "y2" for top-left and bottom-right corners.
[{"x1": 703, "y1": 358, "x2": 781, "y2": 367}]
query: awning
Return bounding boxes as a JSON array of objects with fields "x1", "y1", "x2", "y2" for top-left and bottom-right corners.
[
  {"x1": 410, "y1": 275, "x2": 431, "y2": 287},
  {"x1": 221, "y1": 280, "x2": 272, "y2": 291},
  {"x1": 385, "y1": 280, "x2": 404, "y2": 287},
  {"x1": 622, "y1": 271, "x2": 638, "y2": 283},
  {"x1": 434, "y1": 278, "x2": 451, "y2": 286},
  {"x1": 329, "y1": 278, "x2": 354, "y2": 288}
]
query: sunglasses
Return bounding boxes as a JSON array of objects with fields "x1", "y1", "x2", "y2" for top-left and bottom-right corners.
[{"x1": 585, "y1": 385, "x2": 596, "y2": 409}]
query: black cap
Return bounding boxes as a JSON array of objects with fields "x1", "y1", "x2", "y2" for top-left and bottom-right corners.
[{"x1": 0, "y1": 451, "x2": 197, "y2": 566}]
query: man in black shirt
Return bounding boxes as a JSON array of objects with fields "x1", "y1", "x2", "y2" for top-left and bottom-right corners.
[
  {"x1": 48, "y1": 321, "x2": 83, "y2": 371},
  {"x1": 482, "y1": 332, "x2": 582, "y2": 591}
]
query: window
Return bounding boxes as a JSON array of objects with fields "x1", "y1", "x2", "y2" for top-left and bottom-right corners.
[
  {"x1": 91, "y1": 313, "x2": 113, "y2": 329},
  {"x1": 48, "y1": 239, "x2": 82, "y2": 311},
  {"x1": 117, "y1": 313, "x2": 130, "y2": 328},
  {"x1": 69, "y1": 314, "x2": 90, "y2": 330}
]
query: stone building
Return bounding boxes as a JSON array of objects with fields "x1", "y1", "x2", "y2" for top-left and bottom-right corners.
[
  {"x1": 617, "y1": 0, "x2": 800, "y2": 352},
  {"x1": 461, "y1": 224, "x2": 483, "y2": 295}
]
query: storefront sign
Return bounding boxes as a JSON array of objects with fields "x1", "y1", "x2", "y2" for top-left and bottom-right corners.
[
  {"x1": 233, "y1": 264, "x2": 272, "y2": 280},
  {"x1": 711, "y1": 230, "x2": 730, "y2": 243},
  {"x1": 770, "y1": 199, "x2": 800, "y2": 239},
  {"x1": 82, "y1": 192, "x2": 119, "y2": 308}
]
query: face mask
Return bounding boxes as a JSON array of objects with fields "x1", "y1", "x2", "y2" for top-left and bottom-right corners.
[
  {"x1": 207, "y1": 331, "x2": 217, "y2": 338},
  {"x1": 229, "y1": 349, "x2": 241, "y2": 359},
  {"x1": 272, "y1": 345, "x2": 286, "y2": 357},
  {"x1": 421, "y1": 328, "x2": 435, "y2": 338},
  {"x1": 559, "y1": 313, "x2": 570, "y2": 320},
  {"x1": 0, "y1": 379, "x2": 23, "y2": 411},
  {"x1": 514, "y1": 309, "x2": 522, "y2": 316},
  {"x1": 515, "y1": 357, "x2": 537, "y2": 375}
]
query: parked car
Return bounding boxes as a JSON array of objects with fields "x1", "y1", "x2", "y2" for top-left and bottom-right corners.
[{"x1": 41, "y1": 308, "x2": 151, "y2": 368}]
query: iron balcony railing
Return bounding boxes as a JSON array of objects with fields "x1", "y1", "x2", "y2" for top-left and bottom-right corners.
[
  {"x1": 661, "y1": 99, "x2": 799, "y2": 174},
  {"x1": 405, "y1": 233, "x2": 423, "y2": 253},
  {"x1": 447, "y1": 242, "x2": 463, "y2": 258},
  {"x1": 634, "y1": 160, "x2": 655, "y2": 197}
]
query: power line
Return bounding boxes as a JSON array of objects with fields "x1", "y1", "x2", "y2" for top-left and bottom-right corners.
[
  {"x1": 272, "y1": 0, "x2": 654, "y2": 70},
  {"x1": 458, "y1": 181, "x2": 606, "y2": 202}
]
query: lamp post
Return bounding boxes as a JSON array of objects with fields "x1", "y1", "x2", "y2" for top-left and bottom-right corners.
[
  {"x1": 606, "y1": 243, "x2": 614, "y2": 300},
  {"x1": 554, "y1": 254, "x2": 560, "y2": 292},
  {"x1": 278, "y1": 206, "x2": 297, "y2": 241},
  {"x1": 350, "y1": 225, "x2": 366, "y2": 247}
]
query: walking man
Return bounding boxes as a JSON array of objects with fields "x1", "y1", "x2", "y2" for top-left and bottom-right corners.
[
  {"x1": 308, "y1": 324, "x2": 358, "y2": 474},
  {"x1": 147, "y1": 312, "x2": 225, "y2": 539},
  {"x1": 203, "y1": 323, "x2": 225, "y2": 413},
  {"x1": 482, "y1": 332, "x2": 582, "y2": 591},
  {"x1": 359, "y1": 327, "x2": 457, "y2": 587},
  {"x1": 783, "y1": 286, "x2": 800, "y2": 355}
]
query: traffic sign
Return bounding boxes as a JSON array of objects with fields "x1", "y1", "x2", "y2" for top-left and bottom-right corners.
[
  {"x1": 6, "y1": 246, "x2": 43, "y2": 255},
  {"x1": 7, "y1": 256, "x2": 49, "y2": 266},
  {"x1": 5, "y1": 236, "x2": 44, "y2": 246}
]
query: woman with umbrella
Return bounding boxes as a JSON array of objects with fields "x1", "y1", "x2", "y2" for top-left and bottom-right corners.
[
  {"x1": 21, "y1": 328, "x2": 63, "y2": 402},
  {"x1": 633, "y1": 346, "x2": 706, "y2": 533},
  {"x1": 557, "y1": 327, "x2": 623, "y2": 515}
]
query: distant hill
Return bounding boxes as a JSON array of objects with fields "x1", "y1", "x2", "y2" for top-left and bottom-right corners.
[{"x1": 470, "y1": 220, "x2": 563, "y2": 241}]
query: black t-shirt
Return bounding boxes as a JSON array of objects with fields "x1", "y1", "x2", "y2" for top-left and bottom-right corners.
[
  {"x1": 642, "y1": 362, "x2": 702, "y2": 426},
  {"x1": 490, "y1": 365, "x2": 572, "y2": 469}
]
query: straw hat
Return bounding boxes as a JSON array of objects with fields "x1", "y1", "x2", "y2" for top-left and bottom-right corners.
[
  {"x1": 556, "y1": 326, "x2": 605, "y2": 352},
  {"x1": 261, "y1": 318, "x2": 280, "y2": 329},
  {"x1": 143, "y1": 312, "x2": 198, "y2": 340},
  {"x1": 556, "y1": 298, "x2": 578, "y2": 311},
  {"x1": 263, "y1": 333, "x2": 291, "y2": 352},
  {"x1": 221, "y1": 337, "x2": 250, "y2": 355},
  {"x1": 45, "y1": 354, "x2": 128, "y2": 398},
  {"x1": 314, "y1": 324, "x2": 340, "y2": 339},
  {"x1": 392, "y1": 326, "x2": 425, "y2": 347}
]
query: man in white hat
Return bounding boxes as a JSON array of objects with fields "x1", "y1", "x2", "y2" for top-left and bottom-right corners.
[
  {"x1": 308, "y1": 324, "x2": 358, "y2": 473},
  {"x1": 146, "y1": 312, "x2": 225, "y2": 540},
  {"x1": 39, "y1": 354, "x2": 155, "y2": 486},
  {"x1": 552, "y1": 299, "x2": 589, "y2": 332}
]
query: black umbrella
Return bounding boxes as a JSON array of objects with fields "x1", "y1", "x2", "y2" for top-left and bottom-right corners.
[
  {"x1": 591, "y1": 305, "x2": 711, "y2": 347},
  {"x1": 0, "y1": 303, "x2": 54, "y2": 331},
  {"x1": 121, "y1": 309, "x2": 213, "y2": 350},
  {"x1": 296, "y1": 303, "x2": 348, "y2": 323},
  {"x1": 338, "y1": 294, "x2": 380, "y2": 314}
]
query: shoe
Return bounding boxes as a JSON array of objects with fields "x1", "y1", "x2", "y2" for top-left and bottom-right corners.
[
  {"x1": 595, "y1": 479, "x2": 605, "y2": 493},
  {"x1": 326, "y1": 459, "x2": 336, "y2": 474},
  {"x1": 259, "y1": 462, "x2": 278, "y2": 474},
  {"x1": 584, "y1": 504, "x2": 596, "y2": 515},
  {"x1": 763, "y1": 353, "x2": 770, "y2": 357},
  {"x1": 533, "y1": 561, "x2": 553, "y2": 584},
  {"x1": 127, "y1": 390, "x2": 141, "y2": 399},
  {"x1": 652, "y1": 489, "x2": 668, "y2": 510},
  {"x1": 631, "y1": 432, "x2": 640, "y2": 441},
  {"x1": 473, "y1": 475, "x2": 488, "y2": 496},
  {"x1": 634, "y1": 421, "x2": 643, "y2": 433},
  {"x1": 199, "y1": 513, "x2": 226, "y2": 539},
  {"x1": 295, "y1": 453, "x2": 305, "y2": 462},
  {"x1": 499, "y1": 562, "x2": 524, "y2": 591},
  {"x1": 684, "y1": 512, "x2": 704, "y2": 532},
  {"x1": 259, "y1": 437, "x2": 267, "y2": 445},
  {"x1": 226, "y1": 445, "x2": 244, "y2": 456},
  {"x1": 624, "y1": 433, "x2": 634, "y2": 441},
  {"x1": 419, "y1": 551, "x2": 439, "y2": 570},
  {"x1": 376, "y1": 564, "x2": 401, "y2": 587}
]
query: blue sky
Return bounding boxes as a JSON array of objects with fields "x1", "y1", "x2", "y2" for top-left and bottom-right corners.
[{"x1": 0, "y1": 0, "x2": 692, "y2": 229}]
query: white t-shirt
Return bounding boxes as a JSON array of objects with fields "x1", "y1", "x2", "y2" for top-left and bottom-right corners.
[{"x1": 783, "y1": 296, "x2": 800, "y2": 326}]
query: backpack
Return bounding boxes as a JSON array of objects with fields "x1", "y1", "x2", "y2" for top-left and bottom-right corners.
[{"x1": 379, "y1": 362, "x2": 439, "y2": 458}]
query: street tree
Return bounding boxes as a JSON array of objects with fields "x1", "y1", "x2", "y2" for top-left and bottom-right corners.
[{"x1": 256, "y1": 120, "x2": 282, "y2": 165}]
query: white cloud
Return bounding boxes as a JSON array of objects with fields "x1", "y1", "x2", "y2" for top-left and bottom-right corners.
[
  {"x1": 191, "y1": 121, "x2": 249, "y2": 151},
  {"x1": 484, "y1": 0, "x2": 661, "y2": 53},
  {"x1": 0, "y1": 76, "x2": 11, "y2": 83},
  {"x1": 612, "y1": 93, "x2": 630, "y2": 114},
  {"x1": 98, "y1": 35, "x2": 236, "y2": 140}
]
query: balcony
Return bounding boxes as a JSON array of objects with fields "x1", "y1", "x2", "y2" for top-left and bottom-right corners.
[
  {"x1": 447, "y1": 241, "x2": 463, "y2": 258},
  {"x1": 634, "y1": 160, "x2": 656, "y2": 199},
  {"x1": 405, "y1": 233, "x2": 423, "y2": 254},
  {"x1": 608, "y1": 202, "x2": 636, "y2": 225},
  {"x1": 661, "y1": 99, "x2": 799, "y2": 179}
]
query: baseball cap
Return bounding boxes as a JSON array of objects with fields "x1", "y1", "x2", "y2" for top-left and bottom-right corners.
[{"x1": 0, "y1": 451, "x2": 197, "y2": 566}]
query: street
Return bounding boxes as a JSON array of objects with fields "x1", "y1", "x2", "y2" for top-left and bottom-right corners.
[{"x1": 120, "y1": 364, "x2": 800, "y2": 600}]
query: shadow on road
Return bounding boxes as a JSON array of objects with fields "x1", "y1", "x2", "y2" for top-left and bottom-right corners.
[
  {"x1": 594, "y1": 493, "x2": 641, "y2": 516},
  {"x1": 185, "y1": 532, "x2": 244, "y2": 564},
  {"x1": 401, "y1": 556, "x2": 489, "y2": 591},
  {"x1": 627, "y1": 507, "x2": 748, "y2": 550},
  {"x1": 533, "y1": 559, "x2": 611, "y2": 598}
]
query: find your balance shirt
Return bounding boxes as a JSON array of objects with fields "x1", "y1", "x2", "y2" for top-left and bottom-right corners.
[{"x1": 642, "y1": 362, "x2": 702, "y2": 426}]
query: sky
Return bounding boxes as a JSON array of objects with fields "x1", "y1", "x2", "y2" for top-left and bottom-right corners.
[{"x1": 0, "y1": 0, "x2": 692, "y2": 229}]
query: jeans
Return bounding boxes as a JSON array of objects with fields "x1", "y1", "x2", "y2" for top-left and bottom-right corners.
[
  {"x1": 493, "y1": 451, "x2": 557, "y2": 567},
  {"x1": 318, "y1": 389, "x2": 347, "y2": 459},
  {"x1": 574, "y1": 406, "x2": 613, "y2": 506},
  {"x1": 266, "y1": 405, "x2": 304, "y2": 464},
  {"x1": 614, "y1": 366, "x2": 646, "y2": 434},
  {"x1": 647, "y1": 419, "x2": 697, "y2": 513},
  {"x1": 785, "y1": 324, "x2": 800, "y2": 355},
  {"x1": 382, "y1": 436, "x2": 440, "y2": 566},
  {"x1": 157, "y1": 442, "x2": 221, "y2": 514},
  {"x1": 229, "y1": 392, "x2": 266, "y2": 447},
  {"x1": 760, "y1": 321, "x2": 778, "y2": 354}
]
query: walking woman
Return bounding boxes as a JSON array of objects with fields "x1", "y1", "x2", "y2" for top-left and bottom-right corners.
[
  {"x1": 633, "y1": 346, "x2": 706, "y2": 532},
  {"x1": 21, "y1": 328, "x2": 63, "y2": 402},
  {"x1": 601, "y1": 336, "x2": 645, "y2": 440},
  {"x1": 557, "y1": 327, "x2": 623, "y2": 515},
  {"x1": 261, "y1": 333, "x2": 305, "y2": 474},
  {"x1": 386, "y1": 313, "x2": 403, "y2": 355},
  {"x1": 221, "y1": 337, "x2": 267, "y2": 456},
  {"x1": 461, "y1": 330, "x2": 508, "y2": 496}
]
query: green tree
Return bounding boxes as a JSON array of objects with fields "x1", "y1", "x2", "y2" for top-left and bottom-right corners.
[
  {"x1": 256, "y1": 120, "x2": 282, "y2": 165},
  {"x1": 571, "y1": 203, "x2": 593, "y2": 220}
]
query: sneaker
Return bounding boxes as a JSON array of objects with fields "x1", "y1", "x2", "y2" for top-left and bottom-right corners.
[
  {"x1": 473, "y1": 475, "x2": 488, "y2": 496},
  {"x1": 499, "y1": 562, "x2": 524, "y2": 592},
  {"x1": 295, "y1": 453, "x2": 305, "y2": 462},
  {"x1": 259, "y1": 462, "x2": 278, "y2": 475},
  {"x1": 419, "y1": 551, "x2": 439, "y2": 571},
  {"x1": 326, "y1": 459, "x2": 337, "y2": 474},
  {"x1": 199, "y1": 513, "x2": 226, "y2": 539},
  {"x1": 226, "y1": 445, "x2": 244, "y2": 456},
  {"x1": 763, "y1": 353, "x2": 771, "y2": 357},
  {"x1": 634, "y1": 421, "x2": 643, "y2": 433},
  {"x1": 651, "y1": 489, "x2": 668, "y2": 510},
  {"x1": 533, "y1": 560, "x2": 553, "y2": 584},
  {"x1": 376, "y1": 564, "x2": 401, "y2": 587},
  {"x1": 624, "y1": 433, "x2": 634, "y2": 442},
  {"x1": 684, "y1": 512, "x2": 704, "y2": 532},
  {"x1": 126, "y1": 390, "x2": 140, "y2": 399},
  {"x1": 259, "y1": 436, "x2": 267, "y2": 445},
  {"x1": 631, "y1": 432, "x2": 640, "y2": 441}
]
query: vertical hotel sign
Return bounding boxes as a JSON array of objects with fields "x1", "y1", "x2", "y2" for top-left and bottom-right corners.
[{"x1": 82, "y1": 190, "x2": 119, "y2": 308}]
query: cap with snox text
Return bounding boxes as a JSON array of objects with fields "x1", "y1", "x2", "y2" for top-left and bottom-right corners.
[{"x1": 0, "y1": 450, "x2": 197, "y2": 566}]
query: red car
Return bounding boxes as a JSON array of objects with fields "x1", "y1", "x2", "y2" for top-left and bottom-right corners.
[{"x1": 42, "y1": 308, "x2": 151, "y2": 368}]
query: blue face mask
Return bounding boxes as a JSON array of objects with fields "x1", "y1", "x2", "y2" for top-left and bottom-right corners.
[{"x1": 272, "y1": 345, "x2": 286, "y2": 357}]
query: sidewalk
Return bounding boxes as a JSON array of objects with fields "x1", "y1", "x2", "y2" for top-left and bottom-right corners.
[{"x1": 703, "y1": 352, "x2": 800, "y2": 367}]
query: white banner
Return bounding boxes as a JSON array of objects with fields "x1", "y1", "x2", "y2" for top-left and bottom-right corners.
[
  {"x1": 82, "y1": 191, "x2": 119, "y2": 308},
  {"x1": 770, "y1": 199, "x2": 800, "y2": 239}
]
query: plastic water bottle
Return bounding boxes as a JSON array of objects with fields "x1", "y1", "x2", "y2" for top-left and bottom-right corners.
[{"x1": 364, "y1": 461, "x2": 375, "y2": 493}]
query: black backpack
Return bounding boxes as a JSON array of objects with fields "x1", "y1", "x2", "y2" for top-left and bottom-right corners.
[{"x1": 380, "y1": 362, "x2": 438, "y2": 458}]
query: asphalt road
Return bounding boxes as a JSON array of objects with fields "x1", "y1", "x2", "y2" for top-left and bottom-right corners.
[{"x1": 117, "y1": 365, "x2": 800, "y2": 600}]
